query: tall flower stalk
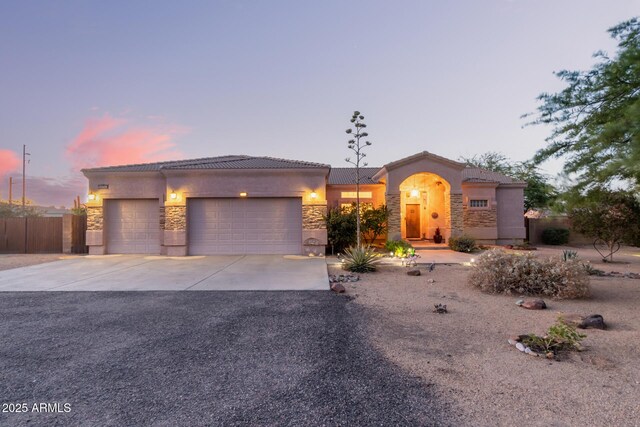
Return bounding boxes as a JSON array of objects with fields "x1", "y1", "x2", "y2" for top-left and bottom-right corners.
[{"x1": 345, "y1": 111, "x2": 372, "y2": 248}]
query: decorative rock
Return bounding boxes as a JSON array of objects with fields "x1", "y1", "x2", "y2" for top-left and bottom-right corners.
[
  {"x1": 407, "y1": 269, "x2": 421, "y2": 276},
  {"x1": 515, "y1": 299, "x2": 524, "y2": 306},
  {"x1": 507, "y1": 339, "x2": 517, "y2": 346},
  {"x1": 427, "y1": 279, "x2": 435, "y2": 284},
  {"x1": 515, "y1": 342, "x2": 526, "y2": 352},
  {"x1": 330, "y1": 283, "x2": 346, "y2": 294},
  {"x1": 520, "y1": 299, "x2": 547, "y2": 310},
  {"x1": 579, "y1": 314, "x2": 606, "y2": 330}
]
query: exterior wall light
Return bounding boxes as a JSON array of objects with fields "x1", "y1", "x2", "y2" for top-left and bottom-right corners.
[
  {"x1": 410, "y1": 189, "x2": 420, "y2": 198},
  {"x1": 88, "y1": 193, "x2": 96, "y2": 201},
  {"x1": 239, "y1": 192, "x2": 248, "y2": 197},
  {"x1": 169, "y1": 192, "x2": 177, "y2": 200},
  {"x1": 310, "y1": 191, "x2": 318, "y2": 199}
]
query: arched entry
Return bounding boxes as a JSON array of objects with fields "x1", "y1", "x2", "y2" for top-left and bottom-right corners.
[{"x1": 398, "y1": 173, "x2": 451, "y2": 241}]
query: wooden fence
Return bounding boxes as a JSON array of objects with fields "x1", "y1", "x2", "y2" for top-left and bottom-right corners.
[{"x1": 0, "y1": 215, "x2": 87, "y2": 254}]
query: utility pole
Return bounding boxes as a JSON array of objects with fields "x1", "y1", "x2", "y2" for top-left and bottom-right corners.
[{"x1": 22, "y1": 144, "x2": 30, "y2": 213}]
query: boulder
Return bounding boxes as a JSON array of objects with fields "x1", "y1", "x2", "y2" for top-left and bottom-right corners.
[
  {"x1": 520, "y1": 299, "x2": 547, "y2": 310},
  {"x1": 331, "y1": 283, "x2": 346, "y2": 294},
  {"x1": 579, "y1": 314, "x2": 606, "y2": 330},
  {"x1": 407, "y1": 269, "x2": 421, "y2": 276}
]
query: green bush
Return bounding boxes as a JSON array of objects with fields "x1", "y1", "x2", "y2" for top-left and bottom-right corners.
[
  {"x1": 541, "y1": 228, "x2": 570, "y2": 245},
  {"x1": 384, "y1": 240, "x2": 413, "y2": 257},
  {"x1": 521, "y1": 320, "x2": 586, "y2": 355},
  {"x1": 448, "y1": 235, "x2": 477, "y2": 252},
  {"x1": 341, "y1": 246, "x2": 382, "y2": 273},
  {"x1": 469, "y1": 249, "x2": 590, "y2": 299},
  {"x1": 325, "y1": 207, "x2": 356, "y2": 252}
]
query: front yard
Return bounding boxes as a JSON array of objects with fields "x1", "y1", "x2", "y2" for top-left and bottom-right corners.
[{"x1": 334, "y1": 259, "x2": 640, "y2": 426}]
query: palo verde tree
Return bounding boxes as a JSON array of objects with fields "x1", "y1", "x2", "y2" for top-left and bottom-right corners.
[
  {"x1": 568, "y1": 189, "x2": 640, "y2": 261},
  {"x1": 345, "y1": 111, "x2": 372, "y2": 248},
  {"x1": 525, "y1": 18, "x2": 640, "y2": 192}
]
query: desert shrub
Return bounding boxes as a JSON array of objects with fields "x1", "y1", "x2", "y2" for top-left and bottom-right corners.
[
  {"x1": 448, "y1": 235, "x2": 477, "y2": 252},
  {"x1": 541, "y1": 228, "x2": 570, "y2": 245},
  {"x1": 469, "y1": 249, "x2": 590, "y2": 299},
  {"x1": 562, "y1": 249, "x2": 578, "y2": 261},
  {"x1": 521, "y1": 320, "x2": 586, "y2": 355},
  {"x1": 341, "y1": 246, "x2": 381, "y2": 273},
  {"x1": 384, "y1": 239, "x2": 413, "y2": 257},
  {"x1": 361, "y1": 205, "x2": 389, "y2": 244}
]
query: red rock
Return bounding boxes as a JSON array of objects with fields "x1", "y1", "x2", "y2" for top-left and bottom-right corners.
[
  {"x1": 521, "y1": 299, "x2": 547, "y2": 310},
  {"x1": 331, "y1": 283, "x2": 346, "y2": 293}
]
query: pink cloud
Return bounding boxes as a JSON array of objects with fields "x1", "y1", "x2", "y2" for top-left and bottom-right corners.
[
  {"x1": 0, "y1": 149, "x2": 20, "y2": 179},
  {"x1": 66, "y1": 113, "x2": 184, "y2": 170}
]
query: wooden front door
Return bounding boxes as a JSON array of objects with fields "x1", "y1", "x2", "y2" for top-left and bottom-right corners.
[{"x1": 406, "y1": 204, "x2": 420, "y2": 238}]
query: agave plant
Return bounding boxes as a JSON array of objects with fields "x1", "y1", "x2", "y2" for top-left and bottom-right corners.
[{"x1": 341, "y1": 245, "x2": 381, "y2": 273}]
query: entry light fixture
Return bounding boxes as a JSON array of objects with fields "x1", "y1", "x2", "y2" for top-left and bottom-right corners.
[
  {"x1": 239, "y1": 192, "x2": 248, "y2": 197},
  {"x1": 410, "y1": 189, "x2": 420, "y2": 198},
  {"x1": 88, "y1": 193, "x2": 96, "y2": 201},
  {"x1": 169, "y1": 192, "x2": 177, "y2": 200},
  {"x1": 310, "y1": 191, "x2": 318, "y2": 199}
]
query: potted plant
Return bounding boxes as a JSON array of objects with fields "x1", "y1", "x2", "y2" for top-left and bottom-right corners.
[{"x1": 433, "y1": 227, "x2": 443, "y2": 244}]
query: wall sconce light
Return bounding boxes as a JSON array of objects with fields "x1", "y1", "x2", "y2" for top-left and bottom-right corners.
[
  {"x1": 410, "y1": 189, "x2": 420, "y2": 198},
  {"x1": 88, "y1": 193, "x2": 96, "y2": 201},
  {"x1": 239, "y1": 192, "x2": 248, "y2": 197},
  {"x1": 169, "y1": 192, "x2": 177, "y2": 200},
  {"x1": 310, "y1": 191, "x2": 318, "y2": 200}
]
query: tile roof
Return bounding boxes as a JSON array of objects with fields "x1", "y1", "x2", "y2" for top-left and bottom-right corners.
[
  {"x1": 461, "y1": 167, "x2": 525, "y2": 184},
  {"x1": 327, "y1": 167, "x2": 382, "y2": 185},
  {"x1": 82, "y1": 155, "x2": 330, "y2": 173}
]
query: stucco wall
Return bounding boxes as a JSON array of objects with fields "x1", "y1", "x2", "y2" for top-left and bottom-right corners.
[
  {"x1": 326, "y1": 184, "x2": 386, "y2": 209},
  {"x1": 496, "y1": 185, "x2": 526, "y2": 243}
]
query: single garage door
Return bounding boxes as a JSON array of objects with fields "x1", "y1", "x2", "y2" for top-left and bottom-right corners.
[
  {"x1": 105, "y1": 199, "x2": 161, "y2": 254},
  {"x1": 188, "y1": 198, "x2": 302, "y2": 255}
]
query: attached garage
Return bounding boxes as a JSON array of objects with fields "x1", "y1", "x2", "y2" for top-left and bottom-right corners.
[
  {"x1": 188, "y1": 198, "x2": 302, "y2": 255},
  {"x1": 105, "y1": 199, "x2": 161, "y2": 254}
]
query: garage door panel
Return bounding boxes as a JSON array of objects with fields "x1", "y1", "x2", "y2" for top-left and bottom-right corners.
[
  {"x1": 106, "y1": 199, "x2": 161, "y2": 254},
  {"x1": 188, "y1": 198, "x2": 302, "y2": 255}
]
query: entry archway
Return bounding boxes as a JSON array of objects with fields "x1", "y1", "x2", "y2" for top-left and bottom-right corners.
[{"x1": 398, "y1": 173, "x2": 451, "y2": 241}]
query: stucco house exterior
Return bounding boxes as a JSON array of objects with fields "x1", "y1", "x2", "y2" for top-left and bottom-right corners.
[{"x1": 83, "y1": 151, "x2": 526, "y2": 256}]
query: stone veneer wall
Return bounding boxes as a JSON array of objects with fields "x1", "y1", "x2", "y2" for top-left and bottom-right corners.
[
  {"x1": 450, "y1": 193, "x2": 463, "y2": 237},
  {"x1": 164, "y1": 205, "x2": 187, "y2": 231},
  {"x1": 302, "y1": 204, "x2": 327, "y2": 230},
  {"x1": 386, "y1": 193, "x2": 401, "y2": 237},
  {"x1": 87, "y1": 206, "x2": 103, "y2": 231},
  {"x1": 463, "y1": 206, "x2": 497, "y2": 228}
]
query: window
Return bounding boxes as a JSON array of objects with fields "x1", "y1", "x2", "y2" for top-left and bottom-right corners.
[
  {"x1": 341, "y1": 202, "x2": 373, "y2": 212},
  {"x1": 469, "y1": 199, "x2": 488, "y2": 208},
  {"x1": 341, "y1": 191, "x2": 372, "y2": 199}
]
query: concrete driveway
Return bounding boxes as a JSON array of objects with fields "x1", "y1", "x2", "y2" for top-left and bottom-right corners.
[{"x1": 0, "y1": 255, "x2": 329, "y2": 291}]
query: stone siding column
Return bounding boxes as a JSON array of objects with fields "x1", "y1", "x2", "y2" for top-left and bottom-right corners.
[
  {"x1": 302, "y1": 202, "x2": 327, "y2": 255},
  {"x1": 163, "y1": 203, "x2": 187, "y2": 256},
  {"x1": 450, "y1": 193, "x2": 464, "y2": 237},
  {"x1": 86, "y1": 203, "x2": 105, "y2": 255},
  {"x1": 386, "y1": 192, "x2": 401, "y2": 240}
]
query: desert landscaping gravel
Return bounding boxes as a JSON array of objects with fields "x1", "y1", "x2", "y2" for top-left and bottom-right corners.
[
  {"x1": 338, "y1": 263, "x2": 640, "y2": 426},
  {"x1": 0, "y1": 291, "x2": 455, "y2": 426}
]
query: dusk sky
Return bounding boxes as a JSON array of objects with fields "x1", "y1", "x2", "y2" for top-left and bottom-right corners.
[{"x1": 1, "y1": 1, "x2": 638, "y2": 206}]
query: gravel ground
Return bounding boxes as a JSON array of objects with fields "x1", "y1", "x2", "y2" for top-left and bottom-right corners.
[
  {"x1": 338, "y1": 263, "x2": 640, "y2": 427},
  {"x1": 0, "y1": 292, "x2": 456, "y2": 426},
  {"x1": 0, "y1": 254, "x2": 77, "y2": 272}
]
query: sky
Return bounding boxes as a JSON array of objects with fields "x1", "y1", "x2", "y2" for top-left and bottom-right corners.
[{"x1": 0, "y1": 0, "x2": 638, "y2": 207}]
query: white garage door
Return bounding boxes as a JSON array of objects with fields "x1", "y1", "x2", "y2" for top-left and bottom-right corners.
[
  {"x1": 188, "y1": 198, "x2": 302, "y2": 255},
  {"x1": 105, "y1": 199, "x2": 161, "y2": 254}
]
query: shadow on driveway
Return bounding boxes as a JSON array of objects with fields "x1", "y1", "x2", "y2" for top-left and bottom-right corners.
[{"x1": 0, "y1": 292, "x2": 456, "y2": 426}]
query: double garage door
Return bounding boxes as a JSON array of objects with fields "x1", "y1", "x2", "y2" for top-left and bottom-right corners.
[
  {"x1": 188, "y1": 198, "x2": 302, "y2": 255},
  {"x1": 105, "y1": 198, "x2": 302, "y2": 255}
]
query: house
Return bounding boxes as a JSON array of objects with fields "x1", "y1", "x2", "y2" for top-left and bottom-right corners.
[{"x1": 82, "y1": 151, "x2": 526, "y2": 255}]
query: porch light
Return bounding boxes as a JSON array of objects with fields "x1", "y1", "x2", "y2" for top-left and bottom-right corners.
[
  {"x1": 310, "y1": 191, "x2": 318, "y2": 199},
  {"x1": 410, "y1": 189, "x2": 420, "y2": 198},
  {"x1": 88, "y1": 193, "x2": 96, "y2": 201},
  {"x1": 169, "y1": 192, "x2": 177, "y2": 200},
  {"x1": 239, "y1": 192, "x2": 248, "y2": 197}
]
